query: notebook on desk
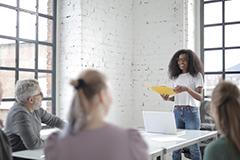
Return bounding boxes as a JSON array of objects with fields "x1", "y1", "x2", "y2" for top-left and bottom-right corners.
[{"x1": 142, "y1": 111, "x2": 185, "y2": 135}]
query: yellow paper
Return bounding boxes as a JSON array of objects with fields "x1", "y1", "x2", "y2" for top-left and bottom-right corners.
[{"x1": 150, "y1": 86, "x2": 176, "y2": 95}]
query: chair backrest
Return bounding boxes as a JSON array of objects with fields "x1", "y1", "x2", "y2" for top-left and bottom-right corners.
[
  {"x1": 0, "y1": 129, "x2": 12, "y2": 160},
  {"x1": 200, "y1": 100, "x2": 215, "y2": 130}
]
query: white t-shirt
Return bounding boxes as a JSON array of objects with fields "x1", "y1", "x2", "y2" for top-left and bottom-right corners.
[{"x1": 173, "y1": 72, "x2": 203, "y2": 107}]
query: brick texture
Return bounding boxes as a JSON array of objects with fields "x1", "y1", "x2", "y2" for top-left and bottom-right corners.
[{"x1": 57, "y1": 0, "x2": 193, "y2": 128}]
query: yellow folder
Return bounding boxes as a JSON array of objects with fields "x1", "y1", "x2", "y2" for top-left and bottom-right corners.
[{"x1": 150, "y1": 85, "x2": 176, "y2": 95}]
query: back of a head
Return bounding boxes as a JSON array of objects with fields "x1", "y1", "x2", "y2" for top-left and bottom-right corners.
[
  {"x1": 66, "y1": 69, "x2": 107, "y2": 134},
  {"x1": 211, "y1": 81, "x2": 240, "y2": 151},
  {"x1": 74, "y1": 69, "x2": 107, "y2": 100},
  {"x1": 15, "y1": 79, "x2": 39, "y2": 104}
]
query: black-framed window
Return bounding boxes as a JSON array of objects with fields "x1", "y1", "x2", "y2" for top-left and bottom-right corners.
[
  {"x1": 0, "y1": 0, "x2": 57, "y2": 121},
  {"x1": 201, "y1": 0, "x2": 240, "y2": 99}
]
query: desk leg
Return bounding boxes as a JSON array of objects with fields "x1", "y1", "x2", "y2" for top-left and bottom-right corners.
[
  {"x1": 151, "y1": 155, "x2": 159, "y2": 160},
  {"x1": 151, "y1": 153, "x2": 164, "y2": 160}
]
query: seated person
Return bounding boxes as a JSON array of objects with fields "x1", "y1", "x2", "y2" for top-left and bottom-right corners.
[
  {"x1": 44, "y1": 69, "x2": 149, "y2": 160},
  {"x1": 4, "y1": 79, "x2": 65, "y2": 153},
  {"x1": 0, "y1": 81, "x2": 3, "y2": 128},
  {"x1": 204, "y1": 81, "x2": 240, "y2": 160},
  {"x1": 0, "y1": 81, "x2": 12, "y2": 160},
  {"x1": 0, "y1": 124, "x2": 11, "y2": 160}
]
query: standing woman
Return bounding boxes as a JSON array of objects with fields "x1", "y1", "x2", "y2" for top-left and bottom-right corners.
[
  {"x1": 204, "y1": 81, "x2": 240, "y2": 160},
  {"x1": 161, "y1": 49, "x2": 204, "y2": 160},
  {"x1": 44, "y1": 69, "x2": 148, "y2": 160}
]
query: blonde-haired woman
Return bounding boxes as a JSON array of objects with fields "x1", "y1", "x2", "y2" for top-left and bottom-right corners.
[
  {"x1": 204, "y1": 81, "x2": 240, "y2": 160},
  {"x1": 45, "y1": 69, "x2": 148, "y2": 160}
]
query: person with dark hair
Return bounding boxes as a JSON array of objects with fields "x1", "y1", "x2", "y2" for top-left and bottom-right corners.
[
  {"x1": 44, "y1": 69, "x2": 148, "y2": 160},
  {"x1": 204, "y1": 81, "x2": 240, "y2": 160},
  {"x1": 161, "y1": 49, "x2": 204, "y2": 160},
  {"x1": 0, "y1": 81, "x2": 12, "y2": 160}
]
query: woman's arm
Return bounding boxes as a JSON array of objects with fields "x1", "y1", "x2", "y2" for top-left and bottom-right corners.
[
  {"x1": 188, "y1": 86, "x2": 203, "y2": 101},
  {"x1": 174, "y1": 85, "x2": 203, "y2": 101}
]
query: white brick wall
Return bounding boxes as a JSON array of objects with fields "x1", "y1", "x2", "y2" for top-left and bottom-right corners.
[
  {"x1": 132, "y1": 0, "x2": 187, "y2": 127},
  {"x1": 57, "y1": 0, "x2": 193, "y2": 128},
  {"x1": 57, "y1": 0, "x2": 134, "y2": 127}
]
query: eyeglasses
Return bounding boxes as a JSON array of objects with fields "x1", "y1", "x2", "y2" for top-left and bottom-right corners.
[
  {"x1": 33, "y1": 92, "x2": 43, "y2": 98},
  {"x1": 177, "y1": 57, "x2": 188, "y2": 62}
]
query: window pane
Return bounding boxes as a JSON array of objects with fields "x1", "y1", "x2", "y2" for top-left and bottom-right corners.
[
  {"x1": 204, "y1": 74, "x2": 222, "y2": 97},
  {"x1": 0, "y1": 0, "x2": 16, "y2": 6},
  {"x1": 41, "y1": 100, "x2": 52, "y2": 113},
  {"x1": 0, "y1": 7, "x2": 16, "y2": 37},
  {"x1": 225, "y1": 0, "x2": 240, "y2": 22},
  {"x1": 0, "y1": 39, "x2": 15, "y2": 67},
  {"x1": 204, "y1": 50, "x2": 222, "y2": 72},
  {"x1": 38, "y1": 45, "x2": 52, "y2": 70},
  {"x1": 225, "y1": 74, "x2": 240, "y2": 87},
  {"x1": 19, "y1": 0, "x2": 36, "y2": 12},
  {"x1": 38, "y1": 73, "x2": 52, "y2": 97},
  {"x1": 0, "y1": 0, "x2": 55, "y2": 115},
  {"x1": 39, "y1": 16, "x2": 52, "y2": 43},
  {"x1": 19, "y1": 42, "x2": 35, "y2": 69},
  {"x1": 0, "y1": 101, "x2": 15, "y2": 123},
  {"x1": 204, "y1": 26, "x2": 222, "y2": 48},
  {"x1": 225, "y1": 49, "x2": 240, "y2": 72},
  {"x1": 225, "y1": 24, "x2": 240, "y2": 47},
  {"x1": 19, "y1": 11, "x2": 36, "y2": 40},
  {"x1": 19, "y1": 71, "x2": 35, "y2": 80},
  {"x1": 204, "y1": 2, "x2": 222, "y2": 25},
  {"x1": 0, "y1": 70, "x2": 15, "y2": 98},
  {"x1": 39, "y1": 0, "x2": 53, "y2": 16}
]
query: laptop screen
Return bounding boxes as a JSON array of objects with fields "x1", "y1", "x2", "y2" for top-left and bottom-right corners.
[{"x1": 142, "y1": 111, "x2": 180, "y2": 135}]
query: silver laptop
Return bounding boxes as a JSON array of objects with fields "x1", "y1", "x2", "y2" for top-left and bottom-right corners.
[{"x1": 142, "y1": 111, "x2": 185, "y2": 135}]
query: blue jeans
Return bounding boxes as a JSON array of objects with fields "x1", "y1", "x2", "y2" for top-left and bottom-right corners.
[{"x1": 172, "y1": 106, "x2": 201, "y2": 160}]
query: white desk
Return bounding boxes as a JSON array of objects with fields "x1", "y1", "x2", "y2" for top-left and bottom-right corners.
[
  {"x1": 40, "y1": 128, "x2": 59, "y2": 140},
  {"x1": 12, "y1": 143, "x2": 163, "y2": 160},
  {"x1": 12, "y1": 129, "x2": 217, "y2": 160},
  {"x1": 141, "y1": 130, "x2": 218, "y2": 160},
  {"x1": 12, "y1": 128, "x2": 58, "y2": 160},
  {"x1": 12, "y1": 149, "x2": 44, "y2": 160},
  {"x1": 145, "y1": 139, "x2": 164, "y2": 160}
]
